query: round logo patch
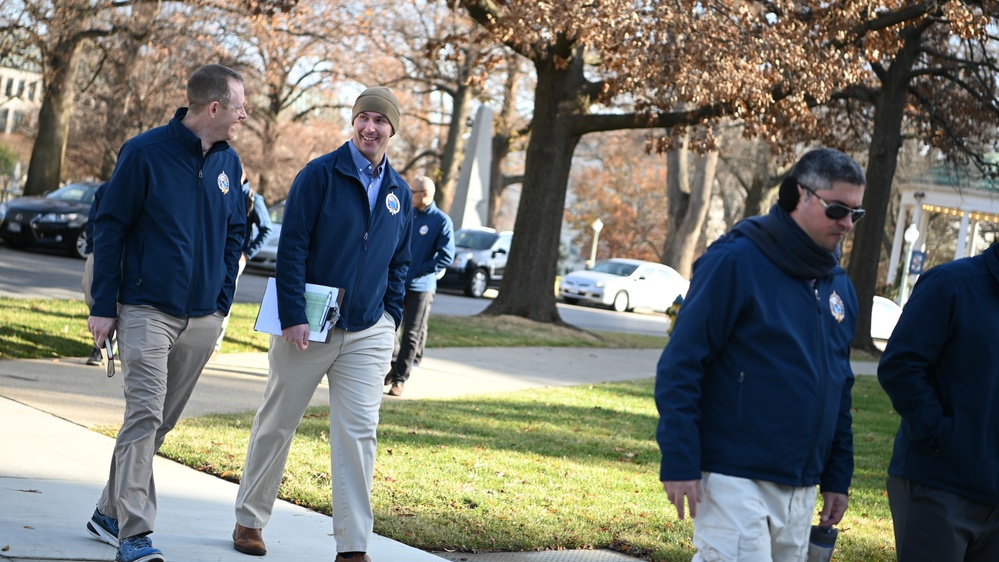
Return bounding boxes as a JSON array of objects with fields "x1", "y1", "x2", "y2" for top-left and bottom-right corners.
[
  {"x1": 217, "y1": 171, "x2": 230, "y2": 195},
  {"x1": 829, "y1": 290, "x2": 845, "y2": 323},
  {"x1": 385, "y1": 193, "x2": 401, "y2": 215},
  {"x1": 419, "y1": 225, "x2": 429, "y2": 235}
]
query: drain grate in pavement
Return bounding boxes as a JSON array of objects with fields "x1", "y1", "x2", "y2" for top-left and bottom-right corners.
[{"x1": 431, "y1": 550, "x2": 645, "y2": 562}]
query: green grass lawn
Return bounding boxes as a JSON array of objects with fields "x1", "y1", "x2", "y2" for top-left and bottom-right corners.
[
  {"x1": 111, "y1": 377, "x2": 899, "y2": 562},
  {"x1": 0, "y1": 298, "x2": 666, "y2": 360},
  {"x1": 0, "y1": 298, "x2": 272, "y2": 359},
  {"x1": 4, "y1": 296, "x2": 896, "y2": 560}
]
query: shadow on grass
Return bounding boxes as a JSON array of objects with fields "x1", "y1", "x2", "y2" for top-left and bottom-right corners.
[
  {"x1": 371, "y1": 387, "x2": 661, "y2": 466},
  {"x1": 162, "y1": 378, "x2": 899, "y2": 561},
  {"x1": 0, "y1": 321, "x2": 93, "y2": 359},
  {"x1": 0, "y1": 298, "x2": 94, "y2": 359}
]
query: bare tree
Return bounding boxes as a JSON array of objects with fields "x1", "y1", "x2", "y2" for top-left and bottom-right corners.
[
  {"x1": 662, "y1": 135, "x2": 718, "y2": 279},
  {"x1": 228, "y1": 0, "x2": 357, "y2": 201},
  {"x1": 452, "y1": 0, "x2": 999, "y2": 333}
]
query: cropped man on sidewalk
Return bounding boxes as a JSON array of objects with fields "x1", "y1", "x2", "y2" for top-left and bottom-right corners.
[
  {"x1": 384, "y1": 175, "x2": 454, "y2": 396},
  {"x1": 879, "y1": 240, "x2": 999, "y2": 561},
  {"x1": 85, "y1": 63, "x2": 247, "y2": 562},
  {"x1": 656, "y1": 148, "x2": 864, "y2": 560},
  {"x1": 233, "y1": 86, "x2": 411, "y2": 562},
  {"x1": 81, "y1": 181, "x2": 108, "y2": 366}
]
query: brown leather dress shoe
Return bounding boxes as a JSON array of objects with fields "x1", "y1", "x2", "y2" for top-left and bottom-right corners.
[
  {"x1": 334, "y1": 554, "x2": 372, "y2": 562},
  {"x1": 388, "y1": 382, "x2": 404, "y2": 396},
  {"x1": 233, "y1": 523, "x2": 266, "y2": 556}
]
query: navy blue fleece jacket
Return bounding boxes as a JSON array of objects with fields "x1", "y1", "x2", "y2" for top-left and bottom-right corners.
[
  {"x1": 276, "y1": 141, "x2": 411, "y2": 332},
  {"x1": 90, "y1": 108, "x2": 245, "y2": 319},
  {"x1": 656, "y1": 207, "x2": 856, "y2": 494},
  {"x1": 879, "y1": 242, "x2": 999, "y2": 504}
]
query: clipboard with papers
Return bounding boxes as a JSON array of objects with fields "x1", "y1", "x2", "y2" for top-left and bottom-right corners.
[{"x1": 254, "y1": 277, "x2": 345, "y2": 343}]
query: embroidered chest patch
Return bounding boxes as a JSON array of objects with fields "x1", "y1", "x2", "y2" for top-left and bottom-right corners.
[
  {"x1": 829, "y1": 290, "x2": 845, "y2": 323},
  {"x1": 385, "y1": 193, "x2": 401, "y2": 215},
  {"x1": 218, "y1": 171, "x2": 230, "y2": 195}
]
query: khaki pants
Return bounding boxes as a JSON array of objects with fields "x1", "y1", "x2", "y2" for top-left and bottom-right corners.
[
  {"x1": 97, "y1": 304, "x2": 224, "y2": 539},
  {"x1": 692, "y1": 472, "x2": 817, "y2": 562},
  {"x1": 235, "y1": 312, "x2": 394, "y2": 553}
]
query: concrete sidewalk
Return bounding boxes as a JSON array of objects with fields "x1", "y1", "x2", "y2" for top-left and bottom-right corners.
[{"x1": 0, "y1": 347, "x2": 672, "y2": 562}]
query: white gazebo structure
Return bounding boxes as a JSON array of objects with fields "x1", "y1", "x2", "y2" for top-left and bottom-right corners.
[{"x1": 887, "y1": 172, "x2": 999, "y2": 299}]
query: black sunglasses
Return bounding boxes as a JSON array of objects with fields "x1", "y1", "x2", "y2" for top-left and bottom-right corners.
[{"x1": 799, "y1": 183, "x2": 865, "y2": 222}]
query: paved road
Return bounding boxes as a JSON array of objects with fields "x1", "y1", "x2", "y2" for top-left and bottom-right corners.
[{"x1": 0, "y1": 243, "x2": 671, "y2": 337}]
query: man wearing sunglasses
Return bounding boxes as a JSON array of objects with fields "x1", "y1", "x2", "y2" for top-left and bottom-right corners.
[{"x1": 656, "y1": 148, "x2": 865, "y2": 561}]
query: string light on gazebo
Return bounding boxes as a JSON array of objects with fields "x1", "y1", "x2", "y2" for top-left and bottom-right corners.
[{"x1": 920, "y1": 204, "x2": 999, "y2": 224}]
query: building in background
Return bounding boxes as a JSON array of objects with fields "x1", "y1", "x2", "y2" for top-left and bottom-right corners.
[{"x1": 0, "y1": 66, "x2": 42, "y2": 134}]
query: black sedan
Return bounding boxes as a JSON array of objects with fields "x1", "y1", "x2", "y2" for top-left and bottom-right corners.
[{"x1": 0, "y1": 181, "x2": 102, "y2": 259}]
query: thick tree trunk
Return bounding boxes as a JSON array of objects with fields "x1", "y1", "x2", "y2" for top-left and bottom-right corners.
[
  {"x1": 437, "y1": 83, "x2": 473, "y2": 214},
  {"x1": 742, "y1": 142, "x2": 776, "y2": 219},
  {"x1": 662, "y1": 138, "x2": 717, "y2": 278},
  {"x1": 847, "y1": 27, "x2": 923, "y2": 353},
  {"x1": 24, "y1": 40, "x2": 84, "y2": 196},
  {"x1": 482, "y1": 48, "x2": 581, "y2": 323}
]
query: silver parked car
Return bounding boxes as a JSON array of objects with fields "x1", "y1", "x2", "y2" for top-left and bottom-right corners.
[
  {"x1": 247, "y1": 200, "x2": 284, "y2": 271},
  {"x1": 559, "y1": 258, "x2": 689, "y2": 313},
  {"x1": 439, "y1": 227, "x2": 513, "y2": 298}
]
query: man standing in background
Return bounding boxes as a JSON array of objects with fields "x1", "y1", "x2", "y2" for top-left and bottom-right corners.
[
  {"x1": 213, "y1": 172, "x2": 273, "y2": 356},
  {"x1": 384, "y1": 175, "x2": 454, "y2": 396}
]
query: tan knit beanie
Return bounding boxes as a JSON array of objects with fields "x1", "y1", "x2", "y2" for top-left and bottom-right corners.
[{"x1": 351, "y1": 86, "x2": 401, "y2": 135}]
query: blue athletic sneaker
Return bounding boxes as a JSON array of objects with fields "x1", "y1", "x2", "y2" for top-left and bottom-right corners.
[
  {"x1": 115, "y1": 534, "x2": 164, "y2": 562},
  {"x1": 86, "y1": 507, "x2": 119, "y2": 547}
]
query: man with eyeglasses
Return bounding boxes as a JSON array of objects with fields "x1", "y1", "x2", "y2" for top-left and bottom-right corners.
[
  {"x1": 383, "y1": 175, "x2": 454, "y2": 396},
  {"x1": 656, "y1": 148, "x2": 865, "y2": 561},
  {"x1": 85, "y1": 63, "x2": 247, "y2": 562}
]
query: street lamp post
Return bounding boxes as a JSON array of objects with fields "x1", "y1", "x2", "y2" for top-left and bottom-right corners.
[
  {"x1": 899, "y1": 223, "x2": 920, "y2": 306},
  {"x1": 588, "y1": 217, "x2": 604, "y2": 269}
]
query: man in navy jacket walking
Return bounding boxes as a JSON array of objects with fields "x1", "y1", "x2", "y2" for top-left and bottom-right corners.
[
  {"x1": 879, "y1": 241, "x2": 999, "y2": 561},
  {"x1": 85, "y1": 63, "x2": 247, "y2": 562},
  {"x1": 233, "y1": 86, "x2": 411, "y2": 562},
  {"x1": 656, "y1": 148, "x2": 865, "y2": 561}
]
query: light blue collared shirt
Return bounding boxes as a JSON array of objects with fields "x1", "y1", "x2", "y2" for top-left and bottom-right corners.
[{"x1": 348, "y1": 140, "x2": 384, "y2": 214}]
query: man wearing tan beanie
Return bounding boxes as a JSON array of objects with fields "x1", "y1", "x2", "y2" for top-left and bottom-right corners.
[
  {"x1": 351, "y1": 86, "x2": 401, "y2": 135},
  {"x1": 233, "y1": 86, "x2": 412, "y2": 562}
]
